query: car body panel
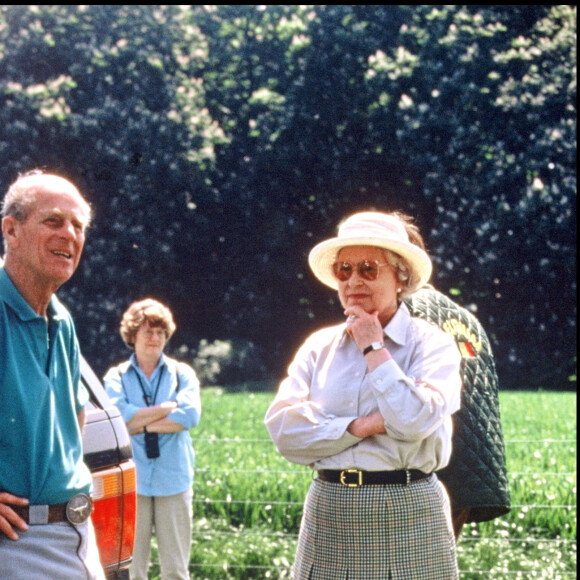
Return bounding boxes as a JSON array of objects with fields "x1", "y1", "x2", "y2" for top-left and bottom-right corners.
[{"x1": 82, "y1": 355, "x2": 136, "y2": 579}]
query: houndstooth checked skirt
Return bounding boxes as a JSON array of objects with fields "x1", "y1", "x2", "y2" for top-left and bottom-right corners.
[{"x1": 293, "y1": 474, "x2": 458, "y2": 580}]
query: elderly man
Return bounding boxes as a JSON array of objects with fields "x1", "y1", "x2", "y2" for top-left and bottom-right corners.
[{"x1": 0, "y1": 171, "x2": 105, "y2": 579}]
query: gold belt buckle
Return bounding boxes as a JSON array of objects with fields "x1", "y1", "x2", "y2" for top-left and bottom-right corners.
[{"x1": 340, "y1": 469, "x2": 363, "y2": 487}]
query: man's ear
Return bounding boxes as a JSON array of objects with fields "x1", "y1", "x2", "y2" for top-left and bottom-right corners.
[{"x1": 1, "y1": 215, "x2": 21, "y2": 249}]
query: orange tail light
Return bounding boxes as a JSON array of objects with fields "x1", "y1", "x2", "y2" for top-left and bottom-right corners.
[{"x1": 91, "y1": 461, "x2": 137, "y2": 570}]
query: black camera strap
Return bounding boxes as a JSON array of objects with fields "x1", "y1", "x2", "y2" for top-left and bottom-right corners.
[
  {"x1": 120, "y1": 361, "x2": 180, "y2": 405},
  {"x1": 135, "y1": 366, "x2": 165, "y2": 407}
]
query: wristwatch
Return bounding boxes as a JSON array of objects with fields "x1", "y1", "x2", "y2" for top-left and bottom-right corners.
[{"x1": 363, "y1": 341, "x2": 386, "y2": 356}]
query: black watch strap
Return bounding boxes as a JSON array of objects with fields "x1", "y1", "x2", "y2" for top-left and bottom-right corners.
[{"x1": 363, "y1": 342, "x2": 386, "y2": 356}]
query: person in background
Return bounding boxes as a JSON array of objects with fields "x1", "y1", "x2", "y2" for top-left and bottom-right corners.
[
  {"x1": 0, "y1": 171, "x2": 105, "y2": 579},
  {"x1": 265, "y1": 211, "x2": 462, "y2": 579},
  {"x1": 398, "y1": 212, "x2": 511, "y2": 538},
  {"x1": 104, "y1": 298, "x2": 201, "y2": 580}
]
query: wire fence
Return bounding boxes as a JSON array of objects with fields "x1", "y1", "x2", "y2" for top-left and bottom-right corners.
[{"x1": 185, "y1": 437, "x2": 577, "y2": 579}]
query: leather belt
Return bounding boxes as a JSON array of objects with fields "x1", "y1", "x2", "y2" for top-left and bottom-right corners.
[
  {"x1": 11, "y1": 494, "x2": 93, "y2": 526},
  {"x1": 317, "y1": 468, "x2": 431, "y2": 487}
]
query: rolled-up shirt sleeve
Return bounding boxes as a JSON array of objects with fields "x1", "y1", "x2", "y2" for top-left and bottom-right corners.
[
  {"x1": 105, "y1": 359, "x2": 202, "y2": 430},
  {"x1": 104, "y1": 364, "x2": 142, "y2": 424},
  {"x1": 369, "y1": 329, "x2": 461, "y2": 441},
  {"x1": 167, "y1": 363, "x2": 202, "y2": 430}
]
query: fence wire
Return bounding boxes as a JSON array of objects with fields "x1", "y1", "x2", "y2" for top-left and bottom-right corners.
[{"x1": 186, "y1": 437, "x2": 576, "y2": 579}]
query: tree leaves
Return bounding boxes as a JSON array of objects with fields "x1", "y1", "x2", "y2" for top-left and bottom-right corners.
[{"x1": 0, "y1": 5, "x2": 575, "y2": 388}]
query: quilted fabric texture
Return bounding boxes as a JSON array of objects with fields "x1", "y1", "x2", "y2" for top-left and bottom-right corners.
[{"x1": 405, "y1": 287, "x2": 511, "y2": 522}]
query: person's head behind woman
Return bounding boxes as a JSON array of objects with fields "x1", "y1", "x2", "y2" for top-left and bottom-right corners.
[{"x1": 120, "y1": 298, "x2": 176, "y2": 350}]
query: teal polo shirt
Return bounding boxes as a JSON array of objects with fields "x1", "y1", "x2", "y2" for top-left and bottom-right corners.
[{"x1": 0, "y1": 267, "x2": 92, "y2": 505}]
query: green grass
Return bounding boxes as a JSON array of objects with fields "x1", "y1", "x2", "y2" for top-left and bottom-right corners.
[{"x1": 146, "y1": 389, "x2": 576, "y2": 579}]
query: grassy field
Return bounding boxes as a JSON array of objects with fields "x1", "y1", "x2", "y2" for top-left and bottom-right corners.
[{"x1": 148, "y1": 389, "x2": 576, "y2": 579}]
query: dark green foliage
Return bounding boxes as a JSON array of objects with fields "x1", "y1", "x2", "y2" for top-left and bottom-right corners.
[{"x1": 0, "y1": 5, "x2": 575, "y2": 388}]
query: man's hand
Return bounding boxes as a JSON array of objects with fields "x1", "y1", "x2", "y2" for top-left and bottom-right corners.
[{"x1": 0, "y1": 492, "x2": 29, "y2": 541}]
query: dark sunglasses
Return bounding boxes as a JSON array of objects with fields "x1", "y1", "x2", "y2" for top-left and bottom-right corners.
[{"x1": 332, "y1": 260, "x2": 389, "y2": 282}]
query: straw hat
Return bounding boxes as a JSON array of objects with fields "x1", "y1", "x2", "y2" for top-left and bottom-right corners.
[{"x1": 308, "y1": 212, "x2": 432, "y2": 292}]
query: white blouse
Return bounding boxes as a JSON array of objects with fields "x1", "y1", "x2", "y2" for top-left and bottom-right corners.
[{"x1": 264, "y1": 303, "x2": 462, "y2": 473}]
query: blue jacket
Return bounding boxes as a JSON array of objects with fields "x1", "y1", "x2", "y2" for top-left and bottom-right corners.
[{"x1": 104, "y1": 353, "x2": 201, "y2": 496}]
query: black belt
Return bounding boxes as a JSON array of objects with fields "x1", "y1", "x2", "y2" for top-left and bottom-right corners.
[
  {"x1": 11, "y1": 494, "x2": 93, "y2": 525},
  {"x1": 317, "y1": 469, "x2": 431, "y2": 487}
]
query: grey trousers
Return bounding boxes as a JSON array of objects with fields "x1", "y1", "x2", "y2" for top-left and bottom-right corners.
[
  {"x1": 0, "y1": 519, "x2": 105, "y2": 580},
  {"x1": 130, "y1": 489, "x2": 193, "y2": 580}
]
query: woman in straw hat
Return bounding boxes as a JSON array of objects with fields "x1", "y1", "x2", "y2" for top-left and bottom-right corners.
[{"x1": 265, "y1": 211, "x2": 461, "y2": 579}]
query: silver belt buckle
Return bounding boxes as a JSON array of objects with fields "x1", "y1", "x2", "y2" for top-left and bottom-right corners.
[
  {"x1": 66, "y1": 493, "x2": 93, "y2": 525},
  {"x1": 29, "y1": 504, "x2": 49, "y2": 525}
]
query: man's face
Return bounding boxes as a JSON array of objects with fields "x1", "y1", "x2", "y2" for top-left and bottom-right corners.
[{"x1": 6, "y1": 182, "x2": 90, "y2": 289}]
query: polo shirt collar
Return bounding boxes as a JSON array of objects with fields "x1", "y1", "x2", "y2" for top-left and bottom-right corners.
[{"x1": 0, "y1": 267, "x2": 67, "y2": 323}]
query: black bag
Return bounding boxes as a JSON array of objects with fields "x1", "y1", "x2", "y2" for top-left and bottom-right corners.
[{"x1": 144, "y1": 430, "x2": 160, "y2": 459}]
